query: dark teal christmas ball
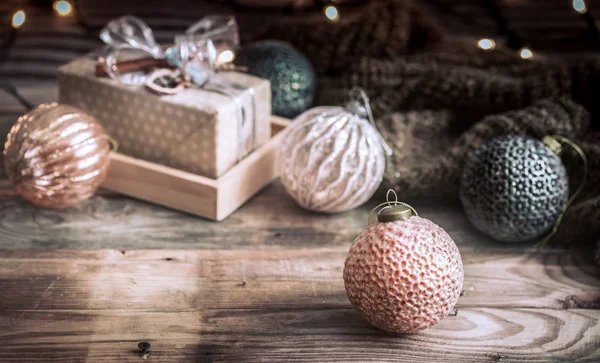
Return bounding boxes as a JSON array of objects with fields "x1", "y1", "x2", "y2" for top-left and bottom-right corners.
[
  {"x1": 235, "y1": 40, "x2": 316, "y2": 118},
  {"x1": 460, "y1": 135, "x2": 569, "y2": 243}
]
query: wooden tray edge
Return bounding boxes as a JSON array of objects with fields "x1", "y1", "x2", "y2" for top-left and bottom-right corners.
[{"x1": 102, "y1": 116, "x2": 290, "y2": 221}]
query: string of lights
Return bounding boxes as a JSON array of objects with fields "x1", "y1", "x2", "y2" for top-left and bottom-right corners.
[
  {"x1": 0, "y1": 0, "x2": 599, "y2": 110},
  {"x1": 1, "y1": 1, "x2": 94, "y2": 110},
  {"x1": 573, "y1": 0, "x2": 600, "y2": 43},
  {"x1": 482, "y1": 0, "x2": 524, "y2": 50},
  {"x1": 3, "y1": 1, "x2": 599, "y2": 61},
  {"x1": 477, "y1": 0, "x2": 600, "y2": 59},
  {"x1": 1, "y1": 3, "x2": 28, "y2": 110}
]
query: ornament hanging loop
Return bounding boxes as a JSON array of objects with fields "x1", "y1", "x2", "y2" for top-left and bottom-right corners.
[
  {"x1": 106, "y1": 135, "x2": 119, "y2": 153},
  {"x1": 386, "y1": 189, "x2": 399, "y2": 206},
  {"x1": 368, "y1": 189, "x2": 419, "y2": 226},
  {"x1": 537, "y1": 135, "x2": 588, "y2": 248},
  {"x1": 347, "y1": 87, "x2": 393, "y2": 157}
]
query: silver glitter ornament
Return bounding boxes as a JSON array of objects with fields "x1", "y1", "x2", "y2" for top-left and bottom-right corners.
[
  {"x1": 279, "y1": 88, "x2": 392, "y2": 213},
  {"x1": 460, "y1": 135, "x2": 569, "y2": 243}
]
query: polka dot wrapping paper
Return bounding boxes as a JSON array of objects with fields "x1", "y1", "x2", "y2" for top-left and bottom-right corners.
[{"x1": 57, "y1": 57, "x2": 271, "y2": 179}]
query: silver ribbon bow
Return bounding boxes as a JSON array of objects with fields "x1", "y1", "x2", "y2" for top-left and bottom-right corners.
[{"x1": 98, "y1": 15, "x2": 239, "y2": 88}]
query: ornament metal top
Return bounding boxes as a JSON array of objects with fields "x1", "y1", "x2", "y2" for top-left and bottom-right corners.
[
  {"x1": 459, "y1": 134, "x2": 583, "y2": 243},
  {"x1": 279, "y1": 88, "x2": 392, "y2": 213}
]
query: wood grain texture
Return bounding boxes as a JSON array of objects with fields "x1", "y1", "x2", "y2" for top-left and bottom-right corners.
[
  {"x1": 0, "y1": 178, "x2": 533, "y2": 250},
  {"x1": 0, "y1": 166, "x2": 594, "y2": 252},
  {"x1": 0, "y1": 249, "x2": 598, "y2": 362},
  {"x1": 0, "y1": 249, "x2": 598, "y2": 311},
  {"x1": 0, "y1": 308, "x2": 598, "y2": 362}
]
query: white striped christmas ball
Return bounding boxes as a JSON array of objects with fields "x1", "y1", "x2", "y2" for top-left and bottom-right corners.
[{"x1": 279, "y1": 106, "x2": 387, "y2": 213}]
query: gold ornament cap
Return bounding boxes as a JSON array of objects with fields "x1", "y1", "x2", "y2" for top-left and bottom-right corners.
[
  {"x1": 378, "y1": 204, "x2": 413, "y2": 222},
  {"x1": 542, "y1": 135, "x2": 562, "y2": 155},
  {"x1": 368, "y1": 190, "x2": 419, "y2": 225}
]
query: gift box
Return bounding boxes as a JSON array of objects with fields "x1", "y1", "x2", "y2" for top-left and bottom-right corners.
[{"x1": 57, "y1": 57, "x2": 271, "y2": 179}]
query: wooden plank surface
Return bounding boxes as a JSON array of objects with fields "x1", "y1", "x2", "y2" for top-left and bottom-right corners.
[
  {"x1": 0, "y1": 177, "x2": 543, "y2": 251},
  {"x1": 1, "y1": 308, "x2": 597, "y2": 362},
  {"x1": 0, "y1": 248, "x2": 598, "y2": 311},
  {"x1": 0, "y1": 249, "x2": 598, "y2": 362}
]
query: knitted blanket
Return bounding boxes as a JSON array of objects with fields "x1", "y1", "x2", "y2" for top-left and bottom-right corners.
[{"x1": 255, "y1": 0, "x2": 600, "y2": 258}]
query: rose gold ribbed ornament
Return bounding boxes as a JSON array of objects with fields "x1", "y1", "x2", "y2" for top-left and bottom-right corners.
[
  {"x1": 343, "y1": 191, "x2": 464, "y2": 333},
  {"x1": 3, "y1": 103, "x2": 111, "y2": 209},
  {"x1": 279, "y1": 88, "x2": 392, "y2": 213}
]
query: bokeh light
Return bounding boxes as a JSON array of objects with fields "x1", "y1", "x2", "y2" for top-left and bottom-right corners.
[
  {"x1": 217, "y1": 50, "x2": 235, "y2": 64},
  {"x1": 324, "y1": 6, "x2": 339, "y2": 22},
  {"x1": 12, "y1": 10, "x2": 26, "y2": 28},
  {"x1": 573, "y1": 0, "x2": 587, "y2": 14},
  {"x1": 53, "y1": 1, "x2": 73, "y2": 16},
  {"x1": 519, "y1": 47, "x2": 534, "y2": 60},
  {"x1": 477, "y1": 38, "x2": 496, "y2": 50}
]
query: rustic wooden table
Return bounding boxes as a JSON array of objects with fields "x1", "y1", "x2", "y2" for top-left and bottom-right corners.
[
  {"x1": 1, "y1": 88, "x2": 599, "y2": 362},
  {"x1": 1, "y1": 1, "x2": 600, "y2": 360},
  {"x1": 0, "y1": 179, "x2": 599, "y2": 362}
]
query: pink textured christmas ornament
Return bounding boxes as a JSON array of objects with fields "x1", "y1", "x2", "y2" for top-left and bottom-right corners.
[{"x1": 343, "y1": 192, "x2": 464, "y2": 333}]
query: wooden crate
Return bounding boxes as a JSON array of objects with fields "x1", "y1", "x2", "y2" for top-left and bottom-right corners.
[{"x1": 102, "y1": 116, "x2": 290, "y2": 221}]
